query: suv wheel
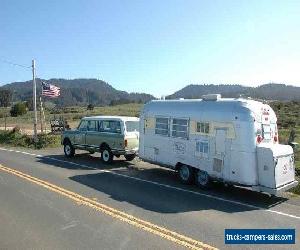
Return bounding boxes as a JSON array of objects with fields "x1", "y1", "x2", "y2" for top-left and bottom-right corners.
[
  {"x1": 101, "y1": 147, "x2": 113, "y2": 163},
  {"x1": 64, "y1": 141, "x2": 75, "y2": 157},
  {"x1": 124, "y1": 154, "x2": 135, "y2": 161}
]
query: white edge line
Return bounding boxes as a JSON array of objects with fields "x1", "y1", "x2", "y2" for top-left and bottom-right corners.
[{"x1": 0, "y1": 147, "x2": 300, "y2": 220}]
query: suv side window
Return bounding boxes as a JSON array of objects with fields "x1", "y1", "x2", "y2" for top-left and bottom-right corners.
[
  {"x1": 78, "y1": 120, "x2": 87, "y2": 131},
  {"x1": 87, "y1": 120, "x2": 97, "y2": 131},
  {"x1": 100, "y1": 120, "x2": 121, "y2": 134}
]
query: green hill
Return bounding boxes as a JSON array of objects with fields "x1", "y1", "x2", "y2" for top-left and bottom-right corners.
[{"x1": 1, "y1": 78, "x2": 155, "y2": 106}]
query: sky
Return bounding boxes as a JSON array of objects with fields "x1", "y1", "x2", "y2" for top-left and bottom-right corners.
[{"x1": 0, "y1": 0, "x2": 300, "y2": 97}]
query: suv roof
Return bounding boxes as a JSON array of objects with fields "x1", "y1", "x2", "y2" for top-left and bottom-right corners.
[{"x1": 82, "y1": 116, "x2": 139, "y2": 122}]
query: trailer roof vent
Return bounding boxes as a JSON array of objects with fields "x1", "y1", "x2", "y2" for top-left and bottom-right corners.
[{"x1": 202, "y1": 94, "x2": 221, "y2": 101}]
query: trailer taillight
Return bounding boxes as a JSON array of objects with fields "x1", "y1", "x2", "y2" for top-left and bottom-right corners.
[
  {"x1": 257, "y1": 135, "x2": 262, "y2": 144},
  {"x1": 274, "y1": 135, "x2": 278, "y2": 143},
  {"x1": 124, "y1": 139, "x2": 128, "y2": 147}
]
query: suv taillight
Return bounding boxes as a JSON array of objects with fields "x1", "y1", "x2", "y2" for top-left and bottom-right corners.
[{"x1": 124, "y1": 139, "x2": 128, "y2": 147}]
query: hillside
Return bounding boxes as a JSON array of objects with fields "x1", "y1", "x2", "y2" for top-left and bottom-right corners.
[
  {"x1": 2, "y1": 80, "x2": 300, "y2": 107},
  {"x1": 2, "y1": 78, "x2": 155, "y2": 106},
  {"x1": 167, "y1": 83, "x2": 300, "y2": 101}
]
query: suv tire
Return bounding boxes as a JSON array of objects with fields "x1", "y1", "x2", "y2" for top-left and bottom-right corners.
[
  {"x1": 64, "y1": 141, "x2": 75, "y2": 157},
  {"x1": 101, "y1": 147, "x2": 113, "y2": 163},
  {"x1": 124, "y1": 154, "x2": 135, "y2": 161}
]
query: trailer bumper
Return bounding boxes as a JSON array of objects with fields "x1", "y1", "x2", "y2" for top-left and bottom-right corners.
[{"x1": 253, "y1": 180, "x2": 299, "y2": 195}]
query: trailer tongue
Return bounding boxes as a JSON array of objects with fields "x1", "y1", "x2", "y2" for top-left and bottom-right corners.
[{"x1": 256, "y1": 144, "x2": 298, "y2": 195}]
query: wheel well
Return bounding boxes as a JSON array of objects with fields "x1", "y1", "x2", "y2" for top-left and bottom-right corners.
[
  {"x1": 63, "y1": 137, "x2": 71, "y2": 145},
  {"x1": 100, "y1": 143, "x2": 110, "y2": 151},
  {"x1": 175, "y1": 162, "x2": 183, "y2": 171},
  {"x1": 175, "y1": 162, "x2": 197, "y2": 172}
]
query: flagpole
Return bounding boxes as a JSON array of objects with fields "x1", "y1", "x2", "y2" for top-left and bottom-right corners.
[
  {"x1": 32, "y1": 59, "x2": 38, "y2": 143},
  {"x1": 40, "y1": 96, "x2": 43, "y2": 133}
]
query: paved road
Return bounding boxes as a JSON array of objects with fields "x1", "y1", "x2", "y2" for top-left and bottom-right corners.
[{"x1": 0, "y1": 146, "x2": 299, "y2": 249}]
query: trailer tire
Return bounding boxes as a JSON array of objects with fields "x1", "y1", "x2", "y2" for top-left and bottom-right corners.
[
  {"x1": 178, "y1": 165, "x2": 194, "y2": 184},
  {"x1": 195, "y1": 170, "x2": 212, "y2": 189}
]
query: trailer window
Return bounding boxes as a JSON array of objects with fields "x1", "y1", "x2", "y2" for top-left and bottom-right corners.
[
  {"x1": 155, "y1": 117, "x2": 169, "y2": 136},
  {"x1": 196, "y1": 140, "x2": 209, "y2": 155},
  {"x1": 197, "y1": 122, "x2": 209, "y2": 134},
  {"x1": 172, "y1": 118, "x2": 189, "y2": 139}
]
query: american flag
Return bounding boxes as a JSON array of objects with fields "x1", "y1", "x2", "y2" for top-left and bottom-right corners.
[{"x1": 41, "y1": 81, "x2": 60, "y2": 98}]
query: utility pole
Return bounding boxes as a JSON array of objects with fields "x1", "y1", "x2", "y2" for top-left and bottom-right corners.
[{"x1": 32, "y1": 59, "x2": 38, "y2": 143}]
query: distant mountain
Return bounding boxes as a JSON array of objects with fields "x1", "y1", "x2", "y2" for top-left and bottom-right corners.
[
  {"x1": 2, "y1": 79, "x2": 300, "y2": 107},
  {"x1": 167, "y1": 83, "x2": 300, "y2": 101},
  {"x1": 2, "y1": 78, "x2": 155, "y2": 106}
]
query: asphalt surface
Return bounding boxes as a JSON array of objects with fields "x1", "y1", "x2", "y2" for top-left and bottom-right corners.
[{"x1": 0, "y1": 146, "x2": 299, "y2": 250}]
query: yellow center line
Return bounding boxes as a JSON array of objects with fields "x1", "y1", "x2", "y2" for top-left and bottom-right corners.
[{"x1": 0, "y1": 164, "x2": 218, "y2": 250}]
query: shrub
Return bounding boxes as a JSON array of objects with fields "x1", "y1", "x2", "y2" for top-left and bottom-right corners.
[
  {"x1": 0, "y1": 130, "x2": 61, "y2": 149},
  {"x1": 10, "y1": 102, "x2": 27, "y2": 117},
  {"x1": 35, "y1": 133, "x2": 61, "y2": 149}
]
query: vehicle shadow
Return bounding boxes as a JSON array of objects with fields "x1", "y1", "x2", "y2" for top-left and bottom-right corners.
[
  {"x1": 36, "y1": 152, "x2": 135, "y2": 171},
  {"x1": 69, "y1": 168, "x2": 288, "y2": 214}
]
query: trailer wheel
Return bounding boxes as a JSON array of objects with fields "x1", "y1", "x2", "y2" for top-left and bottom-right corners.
[
  {"x1": 195, "y1": 170, "x2": 212, "y2": 189},
  {"x1": 178, "y1": 165, "x2": 194, "y2": 184}
]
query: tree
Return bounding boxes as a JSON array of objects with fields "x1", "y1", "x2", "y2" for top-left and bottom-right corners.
[
  {"x1": 0, "y1": 89, "x2": 12, "y2": 107},
  {"x1": 87, "y1": 104, "x2": 94, "y2": 110},
  {"x1": 10, "y1": 102, "x2": 27, "y2": 117}
]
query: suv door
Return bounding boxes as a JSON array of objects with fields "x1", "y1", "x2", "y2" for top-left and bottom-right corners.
[
  {"x1": 74, "y1": 120, "x2": 87, "y2": 146},
  {"x1": 85, "y1": 120, "x2": 100, "y2": 149}
]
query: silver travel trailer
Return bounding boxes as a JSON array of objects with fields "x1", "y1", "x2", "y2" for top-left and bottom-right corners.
[{"x1": 139, "y1": 94, "x2": 298, "y2": 195}]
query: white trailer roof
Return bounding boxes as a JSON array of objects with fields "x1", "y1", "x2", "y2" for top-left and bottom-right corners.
[{"x1": 142, "y1": 98, "x2": 275, "y2": 122}]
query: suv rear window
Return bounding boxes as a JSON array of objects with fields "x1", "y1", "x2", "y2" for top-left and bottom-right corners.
[{"x1": 126, "y1": 121, "x2": 139, "y2": 132}]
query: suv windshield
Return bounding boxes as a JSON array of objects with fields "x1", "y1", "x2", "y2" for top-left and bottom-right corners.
[{"x1": 126, "y1": 121, "x2": 139, "y2": 132}]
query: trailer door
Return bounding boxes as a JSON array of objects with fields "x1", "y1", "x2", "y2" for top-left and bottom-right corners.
[
  {"x1": 215, "y1": 129, "x2": 226, "y2": 155},
  {"x1": 213, "y1": 129, "x2": 227, "y2": 177}
]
